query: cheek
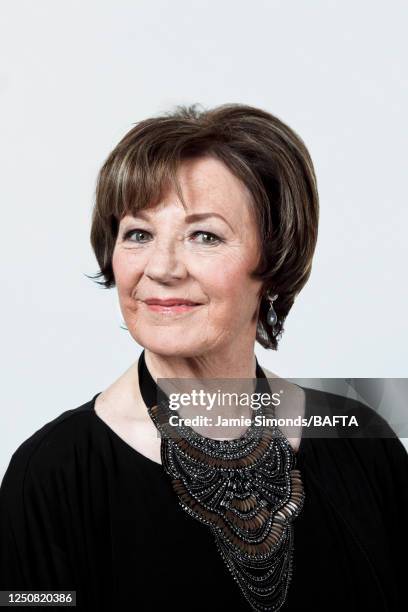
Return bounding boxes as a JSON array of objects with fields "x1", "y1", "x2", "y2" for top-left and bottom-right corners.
[
  {"x1": 112, "y1": 250, "x2": 141, "y2": 292},
  {"x1": 195, "y1": 252, "x2": 257, "y2": 303}
]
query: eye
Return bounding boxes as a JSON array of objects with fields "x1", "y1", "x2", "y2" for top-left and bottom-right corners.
[
  {"x1": 190, "y1": 231, "x2": 222, "y2": 245},
  {"x1": 121, "y1": 228, "x2": 223, "y2": 245},
  {"x1": 122, "y1": 229, "x2": 152, "y2": 243}
]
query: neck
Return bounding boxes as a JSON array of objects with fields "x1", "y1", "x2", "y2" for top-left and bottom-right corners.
[{"x1": 143, "y1": 344, "x2": 258, "y2": 383}]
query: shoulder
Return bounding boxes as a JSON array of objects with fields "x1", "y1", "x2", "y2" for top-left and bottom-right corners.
[
  {"x1": 298, "y1": 385, "x2": 408, "y2": 494},
  {"x1": 0, "y1": 395, "x2": 101, "y2": 495}
]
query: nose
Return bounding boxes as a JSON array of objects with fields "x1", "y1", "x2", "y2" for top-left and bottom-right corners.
[{"x1": 143, "y1": 239, "x2": 187, "y2": 283}]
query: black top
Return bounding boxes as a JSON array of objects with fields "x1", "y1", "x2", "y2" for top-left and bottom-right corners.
[{"x1": 0, "y1": 351, "x2": 407, "y2": 611}]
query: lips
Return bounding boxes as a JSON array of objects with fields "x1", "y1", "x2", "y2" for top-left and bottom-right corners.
[
  {"x1": 144, "y1": 298, "x2": 201, "y2": 306},
  {"x1": 143, "y1": 298, "x2": 202, "y2": 315}
]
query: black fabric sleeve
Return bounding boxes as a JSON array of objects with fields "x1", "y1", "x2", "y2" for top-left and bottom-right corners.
[
  {"x1": 352, "y1": 403, "x2": 408, "y2": 609},
  {"x1": 375, "y1": 435, "x2": 408, "y2": 609},
  {"x1": 0, "y1": 441, "x2": 76, "y2": 593}
]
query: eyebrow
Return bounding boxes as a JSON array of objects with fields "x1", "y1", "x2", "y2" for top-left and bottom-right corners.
[{"x1": 128, "y1": 210, "x2": 234, "y2": 231}]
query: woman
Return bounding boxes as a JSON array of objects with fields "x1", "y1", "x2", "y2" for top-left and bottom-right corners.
[{"x1": 0, "y1": 103, "x2": 406, "y2": 611}]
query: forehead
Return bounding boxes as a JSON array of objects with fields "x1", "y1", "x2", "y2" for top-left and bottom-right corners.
[
  {"x1": 122, "y1": 156, "x2": 253, "y2": 221},
  {"x1": 175, "y1": 156, "x2": 252, "y2": 203},
  {"x1": 118, "y1": 155, "x2": 257, "y2": 229}
]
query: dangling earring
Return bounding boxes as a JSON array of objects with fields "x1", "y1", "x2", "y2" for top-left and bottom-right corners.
[{"x1": 266, "y1": 291, "x2": 279, "y2": 335}]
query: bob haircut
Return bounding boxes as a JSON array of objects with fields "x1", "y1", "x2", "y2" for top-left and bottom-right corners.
[{"x1": 89, "y1": 103, "x2": 319, "y2": 350}]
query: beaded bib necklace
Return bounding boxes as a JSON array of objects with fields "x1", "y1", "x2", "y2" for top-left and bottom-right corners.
[{"x1": 138, "y1": 350, "x2": 305, "y2": 612}]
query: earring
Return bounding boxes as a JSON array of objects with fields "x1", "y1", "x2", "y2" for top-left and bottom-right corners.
[{"x1": 266, "y1": 291, "x2": 279, "y2": 334}]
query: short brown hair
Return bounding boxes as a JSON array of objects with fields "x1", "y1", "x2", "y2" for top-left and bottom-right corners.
[{"x1": 89, "y1": 103, "x2": 319, "y2": 350}]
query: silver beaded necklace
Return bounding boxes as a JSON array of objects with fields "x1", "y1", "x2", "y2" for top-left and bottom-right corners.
[{"x1": 140, "y1": 352, "x2": 305, "y2": 612}]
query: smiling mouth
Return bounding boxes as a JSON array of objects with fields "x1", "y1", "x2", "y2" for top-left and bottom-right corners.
[{"x1": 144, "y1": 303, "x2": 203, "y2": 314}]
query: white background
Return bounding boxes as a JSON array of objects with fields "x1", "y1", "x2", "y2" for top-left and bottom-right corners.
[{"x1": 1, "y1": 0, "x2": 407, "y2": 479}]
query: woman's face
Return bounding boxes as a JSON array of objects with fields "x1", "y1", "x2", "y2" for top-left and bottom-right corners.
[{"x1": 112, "y1": 156, "x2": 264, "y2": 358}]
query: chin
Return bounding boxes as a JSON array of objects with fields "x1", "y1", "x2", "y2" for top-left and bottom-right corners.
[{"x1": 130, "y1": 328, "x2": 208, "y2": 358}]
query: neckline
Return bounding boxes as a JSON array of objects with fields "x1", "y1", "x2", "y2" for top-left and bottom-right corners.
[
  {"x1": 91, "y1": 391, "x2": 165, "y2": 471},
  {"x1": 90, "y1": 355, "x2": 310, "y2": 469}
]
